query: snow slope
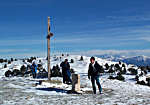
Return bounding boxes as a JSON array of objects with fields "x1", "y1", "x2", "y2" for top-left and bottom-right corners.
[{"x1": 0, "y1": 55, "x2": 150, "y2": 105}]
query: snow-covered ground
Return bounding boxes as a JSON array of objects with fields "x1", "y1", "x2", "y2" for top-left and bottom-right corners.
[{"x1": 0, "y1": 55, "x2": 150, "y2": 105}]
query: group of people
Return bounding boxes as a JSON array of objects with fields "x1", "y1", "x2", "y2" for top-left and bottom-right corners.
[
  {"x1": 61, "y1": 57, "x2": 102, "y2": 94},
  {"x1": 30, "y1": 56, "x2": 103, "y2": 94}
]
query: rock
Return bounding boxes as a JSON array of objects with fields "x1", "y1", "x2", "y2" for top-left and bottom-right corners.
[
  {"x1": 8, "y1": 60, "x2": 11, "y2": 64},
  {"x1": 99, "y1": 66, "x2": 104, "y2": 73},
  {"x1": 108, "y1": 73, "x2": 125, "y2": 81},
  {"x1": 5, "y1": 70, "x2": 12, "y2": 77},
  {"x1": 70, "y1": 59, "x2": 74, "y2": 63},
  {"x1": 119, "y1": 61, "x2": 122, "y2": 65},
  {"x1": 79, "y1": 56, "x2": 84, "y2": 61},
  {"x1": 105, "y1": 63, "x2": 109, "y2": 70},
  {"x1": 0, "y1": 59, "x2": 4, "y2": 63},
  {"x1": 108, "y1": 68, "x2": 115, "y2": 73},
  {"x1": 51, "y1": 65, "x2": 62, "y2": 77},
  {"x1": 128, "y1": 68, "x2": 138, "y2": 75},
  {"x1": 11, "y1": 58, "x2": 13, "y2": 62},
  {"x1": 135, "y1": 75, "x2": 139, "y2": 81},
  {"x1": 37, "y1": 64, "x2": 43, "y2": 70},
  {"x1": 115, "y1": 64, "x2": 121, "y2": 70},
  {"x1": 4, "y1": 64, "x2": 7, "y2": 68},
  {"x1": 70, "y1": 68, "x2": 75, "y2": 73},
  {"x1": 137, "y1": 80, "x2": 146, "y2": 85},
  {"x1": 146, "y1": 66, "x2": 150, "y2": 72},
  {"x1": 20, "y1": 65, "x2": 26, "y2": 75},
  {"x1": 121, "y1": 67, "x2": 127, "y2": 74},
  {"x1": 146, "y1": 76, "x2": 150, "y2": 86},
  {"x1": 36, "y1": 71, "x2": 48, "y2": 78},
  {"x1": 122, "y1": 63, "x2": 126, "y2": 68},
  {"x1": 12, "y1": 69, "x2": 21, "y2": 76},
  {"x1": 108, "y1": 76, "x2": 116, "y2": 79},
  {"x1": 116, "y1": 74, "x2": 125, "y2": 81},
  {"x1": 22, "y1": 59, "x2": 25, "y2": 62}
]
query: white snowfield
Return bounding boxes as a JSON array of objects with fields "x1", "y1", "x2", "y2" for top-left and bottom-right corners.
[{"x1": 0, "y1": 55, "x2": 150, "y2": 105}]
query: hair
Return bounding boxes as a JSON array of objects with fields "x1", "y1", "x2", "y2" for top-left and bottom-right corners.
[
  {"x1": 90, "y1": 56, "x2": 95, "y2": 61},
  {"x1": 65, "y1": 59, "x2": 68, "y2": 62}
]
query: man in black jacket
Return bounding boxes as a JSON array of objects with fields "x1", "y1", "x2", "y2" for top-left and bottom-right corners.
[
  {"x1": 88, "y1": 57, "x2": 102, "y2": 94},
  {"x1": 60, "y1": 59, "x2": 72, "y2": 84}
]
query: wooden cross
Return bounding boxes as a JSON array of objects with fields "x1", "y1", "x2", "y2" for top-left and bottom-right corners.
[{"x1": 47, "y1": 16, "x2": 53, "y2": 80}]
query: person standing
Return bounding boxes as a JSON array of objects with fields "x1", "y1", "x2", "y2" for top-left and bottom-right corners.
[
  {"x1": 88, "y1": 57, "x2": 102, "y2": 94},
  {"x1": 31, "y1": 62, "x2": 37, "y2": 78},
  {"x1": 60, "y1": 59, "x2": 72, "y2": 84}
]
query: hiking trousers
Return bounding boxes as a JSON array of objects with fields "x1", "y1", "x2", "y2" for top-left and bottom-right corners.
[{"x1": 91, "y1": 76, "x2": 102, "y2": 94}]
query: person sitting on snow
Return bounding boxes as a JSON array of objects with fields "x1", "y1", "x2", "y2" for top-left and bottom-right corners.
[
  {"x1": 31, "y1": 62, "x2": 37, "y2": 78},
  {"x1": 88, "y1": 57, "x2": 102, "y2": 94},
  {"x1": 60, "y1": 59, "x2": 72, "y2": 84}
]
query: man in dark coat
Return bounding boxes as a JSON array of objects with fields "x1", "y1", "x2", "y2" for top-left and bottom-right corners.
[
  {"x1": 88, "y1": 57, "x2": 102, "y2": 94},
  {"x1": 60, "y1": 59, "x2": 72, "y2": 84}
]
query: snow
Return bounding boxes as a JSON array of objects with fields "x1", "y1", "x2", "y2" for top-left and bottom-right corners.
[
  {"x1": 0, "y1": 55, "x2": 150, "y2": 105},
  {"x1": 0, "y1": 68, "x2": 9, "y2": 78}
]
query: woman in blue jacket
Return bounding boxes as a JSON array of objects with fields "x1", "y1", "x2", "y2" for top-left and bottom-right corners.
[{"x1": 31, "y1": 62, "x2": 37, "y2": 78}]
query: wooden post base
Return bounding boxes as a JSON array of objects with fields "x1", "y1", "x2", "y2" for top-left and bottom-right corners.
[{"x1": 72, "y1": 74, "x2": 80, "y2": 92}]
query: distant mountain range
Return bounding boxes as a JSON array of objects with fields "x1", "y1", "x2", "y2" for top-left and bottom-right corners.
[{"x1": 96, "y1": 54, "x2": 150, "y2": 66}]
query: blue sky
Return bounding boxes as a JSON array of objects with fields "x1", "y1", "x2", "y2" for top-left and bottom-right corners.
[{"x1": 0, "y1": 0, "x2": 150, "y2": 57}]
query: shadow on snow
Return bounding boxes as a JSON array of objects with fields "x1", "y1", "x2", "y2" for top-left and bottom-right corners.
[{"x1": 36, "y1": 87, "x2": 68, "y2": 93}]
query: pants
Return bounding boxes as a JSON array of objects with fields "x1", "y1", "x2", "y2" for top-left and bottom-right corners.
[
  {"x1": 62, "y1": 70, "x2": 72, "y2": 84},
  {"x1": 32, "y1": 69, "x2": 36, "y2": 78},
  {"x1": 66, "y1": 70, "x2": 72, "y2": 83},
  {"x1": 91, "y1": 76, "x2": 102, "y2": 94},
  {"x1": 32, "y1": 73, "x2": 36, "y2": 78},
  {"x1": 62, "y1": 71, "x2": 67, "y2": 83}
]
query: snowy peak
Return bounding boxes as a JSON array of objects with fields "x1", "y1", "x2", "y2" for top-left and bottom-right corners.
[
  {"x1": 96, "y1": 54, "x2": 125, "y2": 62},
  {"x1": 122, "y1": 55, "x2": 150, "y2": 66},
  {"x1": 96, "y1": 54, "x2": 150, "y2": 66},
  {"x1": 131, "y1": 55, "x2": 149, "y2": 62}
]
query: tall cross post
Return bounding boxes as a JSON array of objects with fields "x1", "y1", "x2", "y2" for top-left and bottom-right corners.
[{"x1": 47, "y1": 16, "x2": 53, "y2": 80}]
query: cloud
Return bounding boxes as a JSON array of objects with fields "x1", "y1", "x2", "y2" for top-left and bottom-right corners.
[
  {"x1": 0, "y1": 49, "x2": 29, "y2": 53},
  {"x1": 0, "y1": 51, "x2": 46, "y2": 58},
  {"x1": 0, "y1": 0, "x2": 45, "y2": 7},
  {"x1": 0, "y1": 39, "x2": 45, "y2": 46},
  {"x1": 1, "y1": 48, "x2": 150, "y2": 58},
  {"x1": 106, "y1": 14, "x2": 150, "y2": 23},
  {"x1": 55, "y1": 37, "x2": 105, "y2": 43},
  {"x1": 140, "y1": 37, "x2": 150, "y2": 42}
]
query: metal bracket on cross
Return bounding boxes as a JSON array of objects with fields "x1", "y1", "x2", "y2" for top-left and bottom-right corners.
[{"x1": 47, "y1": 33, "x2": 53, "y2": 39}]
